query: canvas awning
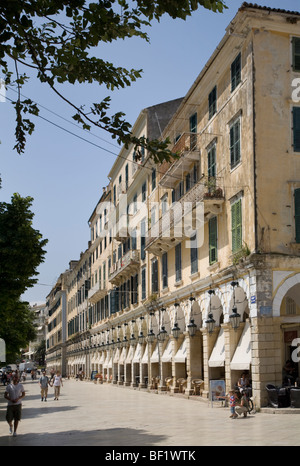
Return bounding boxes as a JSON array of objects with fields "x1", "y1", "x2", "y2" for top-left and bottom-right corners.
[
  {"x1": 119, "y1": 347, "x2": 127, "y2": 365},
  {"x1": 114, "y1": 347, "x2": 120, "y2": 363},
  {"x1": 125, "y1": 345, "x2": 135, "y2": 364},
  {"x1": 141, "y1": 344, "x2": 148, "y2": 364},
  {"x1": 230, "y1": 321, "x2": 252, "y2": 370},
  {"x1": 208, "y1": 327, "x2": 225, "y2": 367},
  {"x1": 161, "y1": 339, "x2": 174, "y2": 363},
  {"x1": 174, "y1": 339, "x2": 187, "y2": 363},
  {"x1": 133, "y1": 344, "x2": 143, "y2": 364},
  {"x1": 150, "y1": 344, "x2": 159, "y2": 363},
  {"x1": 99, "y1": 352, "x2": 105, "y2": 365}
]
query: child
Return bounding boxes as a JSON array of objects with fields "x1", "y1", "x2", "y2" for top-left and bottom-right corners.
[{"x1": 229, "y1": 389, "x2": 238, "y2": 419}]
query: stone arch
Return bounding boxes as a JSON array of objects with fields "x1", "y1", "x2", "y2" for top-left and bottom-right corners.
[
  {"x1": 273, "y1": 273, "x2": 300, "y2": 317},
  {"x1": 204, "y1": 292, "x2": 223, "y2": 327},
  {"x1": 227, "y1": 285, "x2": 249, "y2": 323}
]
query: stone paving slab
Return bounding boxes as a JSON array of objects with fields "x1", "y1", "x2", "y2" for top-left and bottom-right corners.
[{"x1": 0, "y1": 379, "x2": 299, "y2": 447}]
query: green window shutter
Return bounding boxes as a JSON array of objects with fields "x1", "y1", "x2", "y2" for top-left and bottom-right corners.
[
  {"x1": 295, "y1": 188, "x2": 300, "y2": 243},
  {"x1": 232, "y1": 199, "x2": 242, "y2": 253},
  {"x1": 209, "y1": 217, "x2": 218, "y2": 264},
  {"x1": 293, "y1": 107, "x2": 300, "y2": 152},
  {"x1": 189, "y1": 113, "x2": 197, "y2": 150},
  {"x1": 230, "y1": 119, "x2": 241, "y2": 168},
  {"x1": 231, "y1": 53, "x2": 241, "y2": 92}
]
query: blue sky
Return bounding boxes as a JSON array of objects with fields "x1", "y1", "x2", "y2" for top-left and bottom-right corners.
[{"x1": 1, "y1": 0, "x2": 299, "y2": 304}]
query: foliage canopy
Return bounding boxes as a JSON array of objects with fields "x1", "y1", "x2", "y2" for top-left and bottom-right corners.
[{"x1": 0, "y1": 0, "x2": 226, "y2": 162}]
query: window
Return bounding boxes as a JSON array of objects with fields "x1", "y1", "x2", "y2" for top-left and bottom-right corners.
[
  {"x1": 186, "y1": 173, "x2": 191, "y2": 192},
  {"x1": 131, "y1": 274, "x2": 138, "y2": 304},
  {"x1": 293, "y1": 107, "x2": 300, "y2": 152},
  {"x1": 142, "y1": 181, "x2": 147, "y2": 202},
  {"x1": 132, "y1": 228, "x2": 137, "y2": 250},
  {"x1": 292, "y1": 37, "x2": 300, "y2": 72},
  {"x1": 151, "y1": 259, "x2": 158, "y2": 293},
  {"x1": 230, "y1": 118, "x2": 241, "y2": 169},
  {"x1": 133, "y1": 193, "x2": 137, "y2": 214},
  {"x1": 190, "y1": 234, "x2": 198, "y2": 274},
  {"x1": 175, "y1": 243, "x2": 182, "y2": 282},
  {"x1": 141, "y1": 218, "x2": 146, "y2": 260},
  {"x1": 286, "y1": 297, "x2": 296, "y2": 315},
  {"x1": 295, "y1": 188, "x2": 300, "y2": 243},
  {"x1": 152, "y1": 168, "x2": 156, "y2": 191},
  {"x1": 125, "y1": 164, "x2": 129, "y2": 190},
  {"x1": 161, "y1": 194, "x2": 168, "y2": 215},
  {"x1": 231, "y1": 198, "x2": 242, "y2": 253},
  {"x1": 189, "y1": 113, "x2": 197, "y2": 150},
  {"x1": 208, "y1": 86, "x2": 217, "y2": 120},
  {"x1": 162, "y1": 252, "x2": 168, "y2": 288},
  {"x1": 209, "y1": 217, "x2": 218, "y2": 264},
  {"x1": 151, "y1": 206, "x2": 156, "y2": 226},
  {"x1": 141, "y1": 267, "x2": 146, "y2": 300},
  {"x1": 231, "y1": 52, "x2": 241, "y2": 92},
  {"x1": 208, "y1": 144, "x2": 216, "y2": 178}
]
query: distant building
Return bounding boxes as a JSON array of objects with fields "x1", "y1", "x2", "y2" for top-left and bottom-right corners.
[{"x1": 22, "y1": 303, "x2": 47, "y2": 361}]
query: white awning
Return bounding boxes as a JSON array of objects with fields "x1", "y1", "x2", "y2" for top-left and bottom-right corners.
[
  {"x1": 125, "y1": 345, "x2": 135, "y2": 364},
  {"x1": 114, "y1": 348, "x2": 120, "y2": 363},
  {"x1": 133, "y1": 344, "x2": 143, "y2": 364},
  {"x1": 174, "y1": 339, "x2": 187, "y2": 363},
  {"x1": 141, "y1": 344, "x2": 148, "y2": 364},
  {"x1": 104, "y1": 353, "x2": 110, "y2": 368},
  {"x1": 119, "y1": 347, "x2": 127, "y2": 365},
  {"x1": 91, "y1": 353, "x2": 98, "y2": 364},
  {"x1": 208, "y1": 327, "x2": 225, "y2": 367},
  {"x1": 230, "y1": 321, "x2": 252, "y2": 370},
  {"x1": 150, "y1": 344, "x2": 159, "y2": 363},
  {"x1": 99, "y1": 352, "x2": 105, "y2": 365},
  {"x1": 161, "y1": 339, "x2": 174, "y2": 363}
]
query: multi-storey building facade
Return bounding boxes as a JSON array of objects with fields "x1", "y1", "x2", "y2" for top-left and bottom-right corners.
[
  {"x1": 45, "y1": 270, "x2": 70, "y2": 372},
  {"x1": 46, "y1": 4, "x2": 300, "y2": 408}
]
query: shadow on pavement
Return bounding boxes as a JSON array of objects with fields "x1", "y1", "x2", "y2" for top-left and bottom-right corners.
[
  {"x1": 0, "y1": 427, "x2": 167, "y2": 446},
  {"x1": 22, "y1": 405, "x2": 78, "y2": 419}
]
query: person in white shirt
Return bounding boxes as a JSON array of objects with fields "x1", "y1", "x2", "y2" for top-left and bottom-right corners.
[
  {"x1": 52, "y1": 371, "x2": 63, "y2": 400},
  {"x1": 4, "y1": 374, "x2": 25, "y2": 436}
]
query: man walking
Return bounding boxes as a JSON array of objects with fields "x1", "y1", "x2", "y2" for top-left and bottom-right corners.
[
  {"x1": 4, "y1": 374, "x2": 25, "y2": 436},
  {"x1": 52, "y1": 371, "x2": 63, "y2": 401},
  {"x1": 39, "y1": 370, "x2": 50, "y2": 402}
]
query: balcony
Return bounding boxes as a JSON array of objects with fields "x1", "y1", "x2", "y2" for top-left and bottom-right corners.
[
  {"x1": 159, "y1": 133, "x2": 200, "y2": 189},
  {"x1": 88, "y1": 281, "x2": 107, "y2": 304},
  {"x1": 109, "y1": 249, "x2": 140, "y2": 285},
  {"x1": 145, "y1": 177, "x2": 224, "y2": 255}
]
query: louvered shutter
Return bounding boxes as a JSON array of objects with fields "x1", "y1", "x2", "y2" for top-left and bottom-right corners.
[
  {"x1": 295, "y1": 188, "x2": 300, "y2": 243},
  {"x1": 293, "y1": 107, "x2": 300, "y2": 152},
  {"x1": 209, "y1": 217, "x2": 218, "y2": 264}
]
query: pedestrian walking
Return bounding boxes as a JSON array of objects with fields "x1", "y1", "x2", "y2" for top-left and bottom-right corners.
[
  {"x1": 4, "y1": 374, "x2": 25, "y2": 436},
  {"x1": 39, "y1": 371, "x2": 50, "y2": 402},
  {"x1": 52, "y1": 371, "x2": 63, "y2": 401}
]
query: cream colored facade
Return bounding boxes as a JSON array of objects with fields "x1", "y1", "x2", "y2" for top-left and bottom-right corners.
[{"x1": 47, "y1": 4, "x2": 300, "y2": 408}]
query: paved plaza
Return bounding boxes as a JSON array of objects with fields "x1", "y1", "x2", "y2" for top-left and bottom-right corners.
[{"x1": 0, "y1": 379, "x2": 300, "y2": 447}]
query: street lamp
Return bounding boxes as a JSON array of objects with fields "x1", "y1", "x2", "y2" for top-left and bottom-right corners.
[
  {"x1": 205, "y1": 290, "x2": 216, "y2": 335},
  {"x1": 138, "y1": 332, "x2": 146, "y2": 344},
  {"x1": 157, "y1": 308, "x2": 167, "y2": 342},
  {"x1": 172, "y1": 302, "x2": 181, "y2": 339},
  {"x1": 187, "y1": 296, "x2": 197, "y2": 337},
  {"x1": 172, "y1": 322, "x2": 181, "y2": 339},
  {"x1": 229, "y1": 281, "x2": 241, "y2": 330}
]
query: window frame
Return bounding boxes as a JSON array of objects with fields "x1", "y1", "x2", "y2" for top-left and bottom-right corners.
[{"x1": 231, "y1": 52, "x2": 241, "y2": 92}]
